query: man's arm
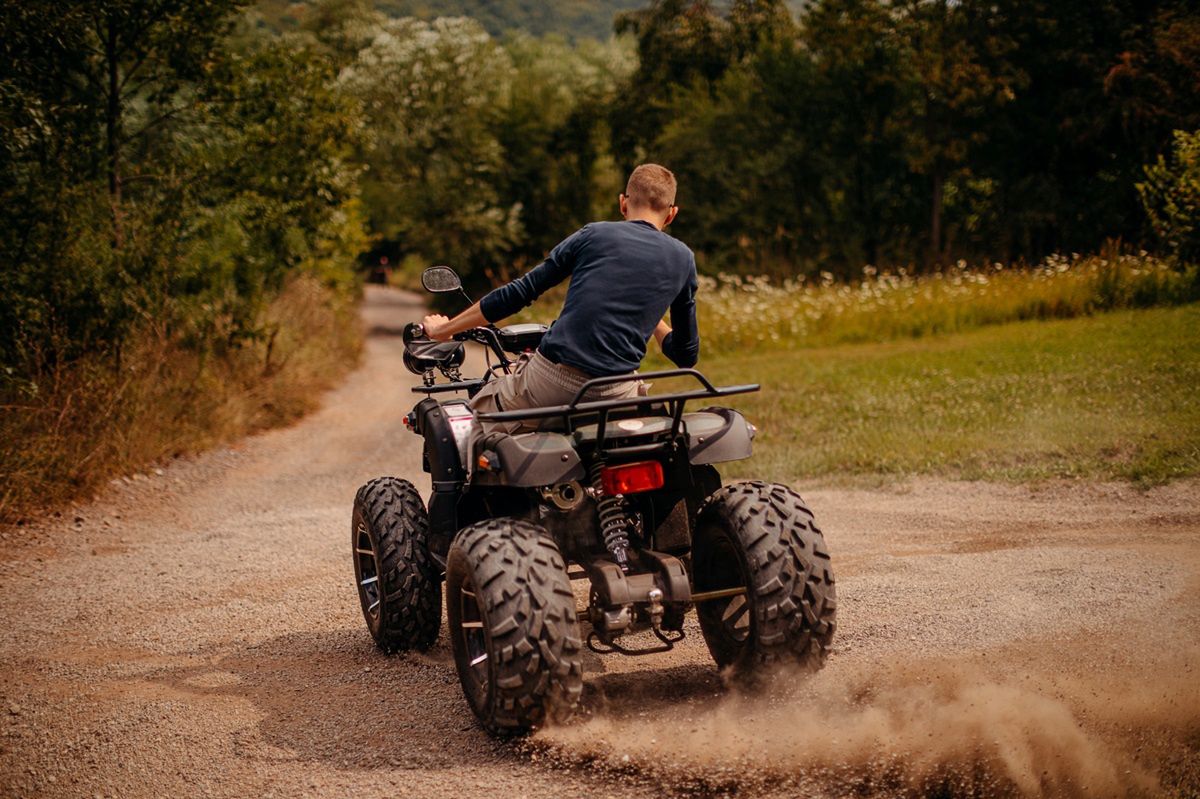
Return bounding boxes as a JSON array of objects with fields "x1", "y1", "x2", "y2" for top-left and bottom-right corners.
[
  {"x1": 652, "y1": 319, "x2": 672, "y2": 346},
  {"x1": 423, "y1": 226, "x2": 587, "y2": 341},
  {"x1": 659, "y1": 275, "x2": 700, "y2": 368}
]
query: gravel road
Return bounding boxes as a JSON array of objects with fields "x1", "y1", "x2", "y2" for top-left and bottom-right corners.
[{"x1": 2, "y1": 286, "x2": 1197, "y2": 798}]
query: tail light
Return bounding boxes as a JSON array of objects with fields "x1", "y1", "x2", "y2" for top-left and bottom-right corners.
[{"x1": 600, "y1": 461, "x2": 664, "y2": 495}]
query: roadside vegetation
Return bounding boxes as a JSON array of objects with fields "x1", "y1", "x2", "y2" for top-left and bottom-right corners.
[
  {"x1": 0, "y1": 278, "x2": 360, "y2": 521},
  {"x1": 1, "y1": 4, "x2": 366, "y2": 523}
]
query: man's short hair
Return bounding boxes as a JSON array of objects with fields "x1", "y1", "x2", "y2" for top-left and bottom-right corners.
[{"x1": 625, "y1": 164, "x2": 677, "y2": 212}]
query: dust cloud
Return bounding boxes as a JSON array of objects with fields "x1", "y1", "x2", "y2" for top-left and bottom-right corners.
[{"x1": 532, "y1": 654, "x2": 1200, "y2": 797}]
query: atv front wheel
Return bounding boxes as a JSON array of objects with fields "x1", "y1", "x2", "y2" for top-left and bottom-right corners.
[
  {"x1": 352, "y1": 477, "x2": 442, "y2": 652},
  {"x1": 446, "y1": 518, "x2": 583, "y2": 734},
  {"x1": 693, "y1": 481, "x2": 836, "y2": 679}
]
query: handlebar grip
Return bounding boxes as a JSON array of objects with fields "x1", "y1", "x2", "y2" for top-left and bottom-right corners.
[{"x1": 402, "y1": 322, "x2": 425, "y2": 344}]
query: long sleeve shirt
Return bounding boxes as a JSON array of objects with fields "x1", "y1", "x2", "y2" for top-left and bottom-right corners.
[{"x1": 479, "y1": 220, "x2": 700, "y2": 377}]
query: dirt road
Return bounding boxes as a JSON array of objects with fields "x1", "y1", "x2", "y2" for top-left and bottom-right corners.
[{"x1": 2, "y1": 287, "x2": 1198, "y2": 798}]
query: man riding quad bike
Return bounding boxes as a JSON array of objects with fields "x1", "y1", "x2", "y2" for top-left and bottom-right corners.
[{"x1": 351, "y1": 165, "x2": 836, "y2": 734}]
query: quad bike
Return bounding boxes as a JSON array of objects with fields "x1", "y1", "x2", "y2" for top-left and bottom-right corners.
[{"x1": 351, "y1": 266, "x2": 836, "y2": 734}]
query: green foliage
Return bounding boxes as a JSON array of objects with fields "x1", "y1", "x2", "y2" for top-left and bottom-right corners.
[
  {"x1": 256, "y1": 0, "x2": 648, "y2": 40},
  {"x1": 610, "y1": 0, "x2": 1200, "y2": 277},
  {"x1": 496, "y1": 34, "x2": 634, "y2": 267},
  {"x1": 248, "y1": 0, "x2": 1198, "y2": 283},
  {"x1": 339, "y1": 17, "x2": 631, "y2": 287},
  {"x1": 341, "y1": 17, "x2": 521, "y2": 275},
  {"x1": 1, "y1": 2, "x2": 366, "y2": 373},
  {"x1": 1, "y1": 3, "x2": 368, "y2": 520},
  {"x1": 1139, "y1": 129, "x2": 1200, "y2": 264}
]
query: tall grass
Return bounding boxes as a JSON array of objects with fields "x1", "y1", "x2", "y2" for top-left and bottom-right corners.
[
  {"x1": 0, "y1": 276, "x2": 362, "y2": 524},
  {"x1": 697, "y1": 251, "x2": 1199, "y2": 354}
]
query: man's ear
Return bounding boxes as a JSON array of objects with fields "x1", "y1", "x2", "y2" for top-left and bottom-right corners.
[
  {"x1": 619, "y1": 193, "x2": 628, "y2": 218},
  {"x1": 665, "y1": 205, "x2": 679, "y2": 226}
]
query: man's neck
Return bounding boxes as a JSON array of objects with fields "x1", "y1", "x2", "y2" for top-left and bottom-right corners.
[{"x1": 623, "y1": 210, "x2": 666, "y2": 230}]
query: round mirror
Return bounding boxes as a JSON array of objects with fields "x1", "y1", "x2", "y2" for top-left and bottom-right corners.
[{"x1": 421, "y1": 265, "x2": 462, "y2": 293}]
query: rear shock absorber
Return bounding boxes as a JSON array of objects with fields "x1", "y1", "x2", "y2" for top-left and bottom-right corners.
[{"x1": 590, "y1": 461, "x2": 631, "y2": 572}]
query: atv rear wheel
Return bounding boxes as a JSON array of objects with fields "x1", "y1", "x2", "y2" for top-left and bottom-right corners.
[
  {"x1": 693, "y1": 481, "x2": 836, "y2": 680},
  {"x1": 352, "y1": 477, "x2": 442, "y2": 652},
  {"x1": 446, "y1": 518, "x2": 583, "y2": 735}
]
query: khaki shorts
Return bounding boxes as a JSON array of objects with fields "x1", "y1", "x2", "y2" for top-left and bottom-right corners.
[{"x1": 470, "y1": 350, "x2": 644, "y2": 436}]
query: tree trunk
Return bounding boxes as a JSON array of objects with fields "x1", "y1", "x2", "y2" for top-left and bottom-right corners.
[
  {"x1": 930, "y1": 167, "x2": 944, "y2": 268},
  {"x1": 105, "y1": 18, "x2": 123, "y2": 249}
]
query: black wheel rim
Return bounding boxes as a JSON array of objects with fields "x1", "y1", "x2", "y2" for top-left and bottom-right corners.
[
  {"x1": 702, "y1": 535, "x2": 752, "y2": 646},
  {"x1": 457, "y1": 574, "x2": 490, "y2": 711},
  {"x1": 354, "y1": 518, "x2": 381, "y2": 621}
]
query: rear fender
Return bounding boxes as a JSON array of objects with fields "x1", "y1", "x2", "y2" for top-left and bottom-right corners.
[{"x1": 686, "y1": 408, "x2": 754, "y2": 465}]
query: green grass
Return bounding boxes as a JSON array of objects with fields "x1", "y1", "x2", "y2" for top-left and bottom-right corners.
[{"x1": 668, "y1": 304, "x2": 1200, "y2": 486}]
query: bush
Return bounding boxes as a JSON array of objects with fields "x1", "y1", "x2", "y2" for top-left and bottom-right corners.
[
  {"x1": 0, "y1": 276, "x2": 361, "y2": 524},
  {"x1": 1138, "y1": 129, "x2": 1200, "y2": 265}
]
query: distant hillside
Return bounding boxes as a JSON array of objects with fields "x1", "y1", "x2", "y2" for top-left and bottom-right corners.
[{"x1": 256, "y1": 0, "x2": 649, "y2": 40}]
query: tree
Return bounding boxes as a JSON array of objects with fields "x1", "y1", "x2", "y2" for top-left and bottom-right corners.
[
  {"x1": 0, "y1": 3, "x2": 364, "y2": 372},
  {"x1": 892, "y1": 0, "x2": 1021, "y2": 265},
  {"x1": 497, "y1": 34, "x2": 633, "y2": 268},
  {"x1": 0, "y1": 0, "x2": 245, "y2": 369},
  {"x1": 106, "y1": 2, "x2": 246, "y2": 244},
  {"x1": 341, "y1": 17, "x2": 521, "y2": 279},
  {"x1": 1138, "y1": 129, "x2": 1200, "y2": 264},
  {"x1": 610, "y1": 0, "x2": 731, "y2": 169},
  {"x1": 799, "y1": 0, "x2": 922, "y2": 270}
]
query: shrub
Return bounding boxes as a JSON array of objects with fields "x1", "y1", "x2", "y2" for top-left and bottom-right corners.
[{"x1": 1138, "y1": 129, "x2": 1200, "y2": 265}]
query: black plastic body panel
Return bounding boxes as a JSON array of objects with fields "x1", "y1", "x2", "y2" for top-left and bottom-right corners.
[
  {"x1": 686, "y1": 408, "x2": 754, "y2": 465},
  {"x1": 473, "y1": 431, "x2": 585, "y2": 487},
  {"x1": 413, "y1": 397, "x2": 465, "y2": 563}
]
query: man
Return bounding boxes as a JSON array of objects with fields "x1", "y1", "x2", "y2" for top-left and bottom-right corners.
[{"x1": 422, "y1": 163, "x2": 700, "y2": 430}]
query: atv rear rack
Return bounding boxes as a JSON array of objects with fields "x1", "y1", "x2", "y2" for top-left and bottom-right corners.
[{"x1": 476, "y1": 368, "x2": 759, "y2": 451}]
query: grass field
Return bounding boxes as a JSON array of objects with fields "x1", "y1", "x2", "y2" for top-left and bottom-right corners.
[{"x1": 679, "y1": 305, "x2": 1200, "y2": 486}]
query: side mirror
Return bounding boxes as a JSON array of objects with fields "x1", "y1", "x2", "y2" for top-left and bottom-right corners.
[{"x1": 421, "y1": 265, "x2": 462, "y2": 294}]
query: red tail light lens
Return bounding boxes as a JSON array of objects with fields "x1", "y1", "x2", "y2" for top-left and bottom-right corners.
[{"x1": 600, "y1": 461, "x2": 664, "y2": 495}]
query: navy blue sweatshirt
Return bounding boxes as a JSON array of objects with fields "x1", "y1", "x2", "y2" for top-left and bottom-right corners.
[{"x1": 479, "y1": 220, "x2": 700, "y2": 377}]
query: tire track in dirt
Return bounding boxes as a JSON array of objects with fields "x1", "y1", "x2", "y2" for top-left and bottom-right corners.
[{"x1": 2, "y1": 287, "x2": 1198, "y2": 798}]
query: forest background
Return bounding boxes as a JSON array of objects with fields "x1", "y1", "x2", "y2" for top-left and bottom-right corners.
[{"x1": 3, "y1": 0, "x2": 1199, "y2": 522}]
